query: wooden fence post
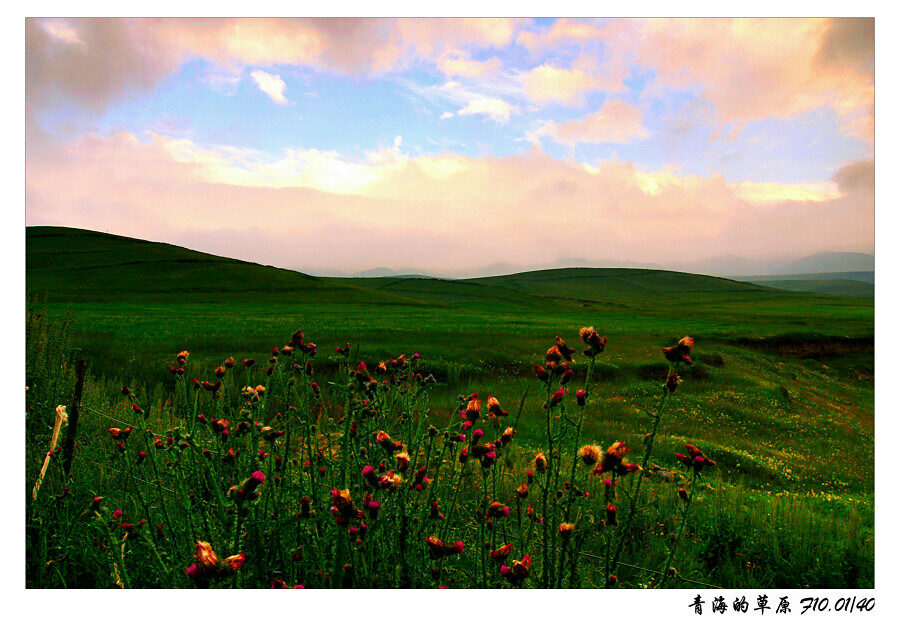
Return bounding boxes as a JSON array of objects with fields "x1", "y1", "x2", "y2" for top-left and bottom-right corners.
[{"x1": 61, "y1": 359, "x2": 86, "y2": 477}]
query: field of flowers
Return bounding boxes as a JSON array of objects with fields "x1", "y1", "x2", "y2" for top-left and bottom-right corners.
[{"x1": 25, "y1": 310, "x2": 873, "y2": 589}]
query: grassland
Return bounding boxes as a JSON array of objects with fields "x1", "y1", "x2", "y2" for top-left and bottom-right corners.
[{"x1": 25, "y1": 226, "x2": 874, "y2": 588}]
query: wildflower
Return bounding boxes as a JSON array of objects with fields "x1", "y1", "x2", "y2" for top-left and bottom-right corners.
[
  {"x1": 136, "y1": 451, "x2": 146, "y2": 465},
  {"x1": 378, "y1": 470, "x2": 403, "y2": 491},
  {"x1": 516, "y1": 481, "x2": 529, "y2": 499},
  {"x1": 576, "y1": 390, "x2": 587, "y2": 406},
  {"x1": 545, "y1": 346, "x2": 563, "y2": 363},
  {"x1": 196, "y1": 541, "x2": 217, "y2": 569},
  {"x1": 579, "y1": 327, "x2": 607, "y2": 356},
  {"x1": 555, "y1": 336, "x2": 576, "y2": 361},
  {"x1": 679, "y1": 443, "x2": 716, "y2": 470},
  {"x1": 663, "y1": 336, "x2": 694, "y2": 364},
  {"x1": 534, "y1": 452, "x2": 547, "y2": 473},
  {"x1": 592, "y1": 441, "x2": 634, "y2": 476},
  {"x1": 666, "y1": 372, "x2": 682, "y2": 393},
  {"x1": 525, "y1": 470, "x2": 535, "y2": 484},
  {"x1": 225, "y1": 553, "x2": 245, "y2": 572},
  {"x1": 481, "y1": 450, "x2": 497, "y2": 469},
  {"x1": 413, "y1": 466, "x2": 430, "y2": 488},
  {"x1": 185, "y1": 541, "x2": 243, "y2": 587},
  {"x1": 245, "y1": 471, "x2": 266, "y2": 492},
  {"x1": 561, "y1": 369, "x2": 574, "y2": 384},
  {"x1": 176, "y1": 350, "x2": 190, "y2": 364},
  {"x1": 532, "y1": 365, "x2": 549, "y2": 382},
  {"x1": 395, "y1": 452, "x2": 410, "y2": 472},
  {"x1": 548, "y1": 387, "x2": 565, "y2": 407},
  {"x1": 121, "y1": 385, "x2": 131, "y2": 396},
  {"x1": 500, "y1": 427, "x2": 515, "y2": 444},
  {"x1": 606, "y1": 503, "x2": 618, "y2": 526},
  {"x1": 678, "y1": 487, "x2": 689, "y2": 502},
  {"x1": 620, "y1": 463, "x2": 642, "y2": 475},
  {"x1": 500, "y1": 554, "x2": 532, "y2": 586},
  {"x1": 424, "y1": 500, "x2": 442, "y2": 521},
  {"x1": 458, "y1": 446, "x2": 469, "y2": 463},
  {"x1": 486, "y1": 395, "x2": 508, "y2": 417},
  {"x1": 366, "y1": 500, "x2": 381, "y2": 519},
  {"x1": 425, "y1": 537, "x2": 464, "y2": 559},
  {"x1": 607, "y1": 575, "x2": 618, "y2": 586},
  {"x1": 488, "y1": 501, "x2": 510, "y2": 518},
  {"x1": 223, "y1": 356, "x2": 235, "y2": 369},
  {"x1": 361, "y1": 465, "x2": 378, "y2": 486},
  {"x1": 465, "y1": 395, "x2": 481, "y2": 423},
  {"x1": 578, "y1": 444, "x2": 601, "y2": 467},
  {"x1": 558, "y1": 522, "x2": 575, "y2": 539},
  {"x1": 376, "y1": 430, "x2": 402, "y2": 453},
  {"x1": 242, "y1": 358, "x2": 255, "y2": 367},
  {"x1": 491, "y1": 544, "x2": 513, "y2": 563},
  {"x1": 108, "y1": 426, "x2": 132, "y2": 440},
  {"x1": 472, "y1": 428, "x2": 484, "y2": 444},
  {"x1": 214, "y1": 365, "x2": 227, "y2": 378},
  {"x1": 675, "y1": 453, "x2": 693, "y2": 468},
  {"x1": 112, "y1": 509, "x2": 123, "y2": 520}
]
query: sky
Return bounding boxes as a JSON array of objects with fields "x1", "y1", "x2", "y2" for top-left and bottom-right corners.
[{"x1": 25, "y1": 17, "x2": 875, "y2": 276}]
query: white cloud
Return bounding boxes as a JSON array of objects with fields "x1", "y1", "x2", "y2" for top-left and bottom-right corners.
[
  {"x1": 250, "y1": 70, "x2": 289, "y2": 105},
  {"x1": 456, "y1": 97, "x2": 512, "y2": 123}
]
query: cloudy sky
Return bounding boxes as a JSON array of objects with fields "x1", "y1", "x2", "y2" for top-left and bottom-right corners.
[{"x1": 25, "y1": 17, "x2": 874, "y2": 275}]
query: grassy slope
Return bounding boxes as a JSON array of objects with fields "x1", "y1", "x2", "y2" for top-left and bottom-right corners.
[{"x1": 26, "y1": 226, "x2": 874, "y2": 504}]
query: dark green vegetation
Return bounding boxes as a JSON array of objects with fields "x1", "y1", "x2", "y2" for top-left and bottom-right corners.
[{"x1": 26, "y1": 226, "x2": 874, "y2": 588}]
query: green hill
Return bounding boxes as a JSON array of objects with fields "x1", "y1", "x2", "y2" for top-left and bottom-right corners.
[
  {"x1": 26, "y1": 226, "x2": 873, "y2": 360},
  {"x1": 473, "y1": 267, "x2": 769, "y2": 302},
  {"x1": 26, "y1": 226, "x2": 421, "y2": 306}
]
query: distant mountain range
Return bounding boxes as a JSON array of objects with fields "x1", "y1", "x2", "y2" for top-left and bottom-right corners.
[
  {"x1": 303, "y1": 251, "x2": 873, "y2": 280},
  {"x1": 671, "y1": 251, "x2": 874, "y2": 277}
]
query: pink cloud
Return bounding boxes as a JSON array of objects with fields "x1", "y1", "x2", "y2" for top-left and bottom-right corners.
[
  {"x1": 26, "y1": 131, "x2": 873, "y2": 272},
  {"x1": 516, "y1": 18, "x2": 605, "y2": 52},
  {"x1": 601, "y1": 18, "x2": 874, "y2": 144},
  {"x1": 532, "y1": 99, "x2": 648, "y2": 145},
  {"x1": 26, "y1": 17, "x2": 526, "y2": 116}
]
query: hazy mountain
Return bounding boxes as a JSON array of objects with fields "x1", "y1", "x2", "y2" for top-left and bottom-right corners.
[
  {"x1": 673, "y1": 251, "x2": 874, "y2": 277},
  {"x1": 776, "y1": 252, "x2": 874, "y2": 275},
  {"x1": 353, "y1": 267, "x2": 434, "y2": 278},
  {"x1": 296, "y1": 252, "x2": 873, "y2": 280},
  {"x1": 672, "y1": 255, "x2": 776, "y2": 276}
]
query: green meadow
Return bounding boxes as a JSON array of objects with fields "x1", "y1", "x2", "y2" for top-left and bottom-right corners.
[{"x1": 26, "y1": 226, "x2": 874, "y2": 588}]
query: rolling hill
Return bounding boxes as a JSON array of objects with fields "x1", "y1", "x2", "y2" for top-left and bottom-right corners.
[{"x1": 27, "y1": 227, "x2": 874, "y2": 347}]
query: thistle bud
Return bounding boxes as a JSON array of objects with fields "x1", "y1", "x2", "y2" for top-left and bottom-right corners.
[{"x1": 576, "y1": 389, "x2": 586, "y2": 406}]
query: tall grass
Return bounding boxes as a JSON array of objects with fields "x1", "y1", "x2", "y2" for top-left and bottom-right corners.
[{"x1": 25, "y1": 317, "x2": 873, "y2": 589}]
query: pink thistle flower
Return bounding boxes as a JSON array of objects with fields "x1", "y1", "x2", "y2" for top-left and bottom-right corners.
[{"x1": 225, "y1": 553, "x2": 246, "y2": 572}]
